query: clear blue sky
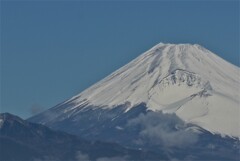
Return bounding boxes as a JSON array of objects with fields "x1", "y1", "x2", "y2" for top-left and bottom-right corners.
[{"x1": 1, "y1": 1, "x2": 239, "y2": 119}]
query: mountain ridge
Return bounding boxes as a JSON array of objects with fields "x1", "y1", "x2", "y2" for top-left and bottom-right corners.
[{"x1": 1, "y1": 112, "x2": 165, "y2": 161}]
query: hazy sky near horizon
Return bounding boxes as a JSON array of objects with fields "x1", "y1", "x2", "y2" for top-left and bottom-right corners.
[{"x1": 1, "y1": 1, "x2": 239, "y2": 118}]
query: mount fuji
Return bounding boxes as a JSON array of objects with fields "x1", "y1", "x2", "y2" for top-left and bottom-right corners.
[
  {"x1": 28, "y1": 43, "x2": 240, "y2": 160},
  {"x1": 29, "y1": 43, "x2": 240, "y2": 138}
]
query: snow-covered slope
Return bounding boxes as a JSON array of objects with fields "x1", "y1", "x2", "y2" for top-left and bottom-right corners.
[{"x1": 30, "y1": 43, "x2": 240, "y2": 138}]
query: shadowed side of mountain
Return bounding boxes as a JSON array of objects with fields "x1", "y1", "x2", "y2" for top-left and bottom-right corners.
[
  {"x1": 29, "y1": 103, "x2": 240, "y2": 161},
  {"x1": 0, "y1": 113, "x2": 167, "y2": 161}
]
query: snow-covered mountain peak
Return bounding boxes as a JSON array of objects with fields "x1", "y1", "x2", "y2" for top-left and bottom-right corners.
[
  {"x1": 64, "y1": 43, "x2": 238, "y2": 109},
  {"x1": 149, "y1": 42, "x2": 205, "y2": 52},
  {"x1": 31, "y1": 43, "x2": 240, "y2": 138}
]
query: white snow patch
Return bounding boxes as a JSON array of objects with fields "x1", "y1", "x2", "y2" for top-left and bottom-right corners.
[{"x1": 0, "y1": 118, "x2": 4, "y2": 128}]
